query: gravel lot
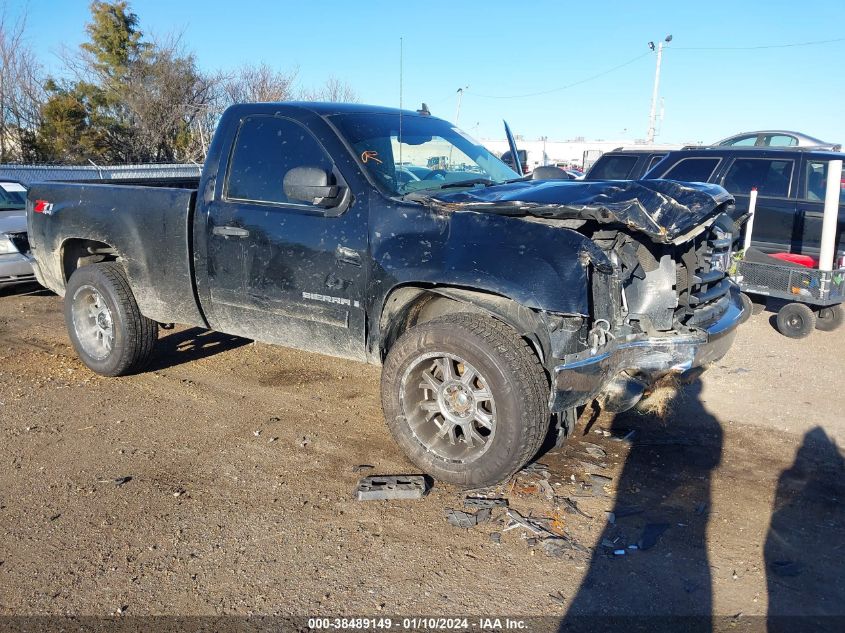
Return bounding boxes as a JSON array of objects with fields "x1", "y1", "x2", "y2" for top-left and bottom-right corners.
[{"x1": 1, "y1": 283, "x2": 843, "y2": 624}]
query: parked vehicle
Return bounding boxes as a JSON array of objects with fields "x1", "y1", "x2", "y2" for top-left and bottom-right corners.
[
  {"x1": 0, "y1": 180, "x2": 36, "y2": 288},
  {"x1": 715, "y1": 130, "x2": 841, "y2": 151},
  {"x1": 583, "y1": 149, "x2": 669, "y2": 180},
  {"x1": 646, "y1": 147, "x2": 845, "y2": 259},
  {"x1": 27, "y1": 102, "x2": 745, "y2": 487}
]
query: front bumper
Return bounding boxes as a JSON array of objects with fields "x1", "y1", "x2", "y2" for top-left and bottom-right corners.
[
  {"x1": 0, "y1": 252, "x2": 37, "y2": 287},
  {"x1": 550, "y1": 286, "x2": 745, "y2": 412}
]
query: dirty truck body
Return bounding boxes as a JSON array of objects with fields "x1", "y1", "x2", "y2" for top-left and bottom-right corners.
[{"x1": 27, "y1": 103, "x2": 744, "y2": 487}]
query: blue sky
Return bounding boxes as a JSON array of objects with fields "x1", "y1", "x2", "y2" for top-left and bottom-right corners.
[{"x1": 7, "y1": 0, "x2": 845, "y2": 144}]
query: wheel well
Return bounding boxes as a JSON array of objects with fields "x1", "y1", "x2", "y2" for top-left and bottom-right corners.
[
  {"x1": 378, "y1": 286, "x2": 548, "y2": 365},
  {"x1": 61, "y1": 239, "x2": 119, "y2": 283}
]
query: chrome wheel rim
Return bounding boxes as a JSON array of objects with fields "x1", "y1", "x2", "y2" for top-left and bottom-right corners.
[
  {"x1": 71, "y1": 285, "x2": 115, "y2": 360},
  {"x1": 400, "y1": 352, "x2": 497, "y2": 463}
]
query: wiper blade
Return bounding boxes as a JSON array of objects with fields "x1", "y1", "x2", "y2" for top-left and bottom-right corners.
[{"x1": 437, "y1": 178, "x2": 495, "y2": 190}]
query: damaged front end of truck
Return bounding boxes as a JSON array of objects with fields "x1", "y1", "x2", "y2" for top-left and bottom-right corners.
[{"x1": 428, "y1": 178, "x2": 746, "y2": 414}]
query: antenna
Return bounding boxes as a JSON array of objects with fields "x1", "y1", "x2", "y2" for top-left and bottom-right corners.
[{"x1": 399, "y1": 37, "x2": 403, "y2": 168}]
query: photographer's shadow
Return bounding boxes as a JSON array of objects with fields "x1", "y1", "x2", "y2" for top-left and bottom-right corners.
[
  {"x1": 765, "y1": 426, "x2": 845, "y2": 632},
  {"x1": 560, "y1": 379, "x2": 722, "y2": 632}
]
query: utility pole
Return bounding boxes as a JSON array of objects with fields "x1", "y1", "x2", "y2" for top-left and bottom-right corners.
[
  {"x1": 647, "y1": 35, "x2": 672, "y2": 144},
  {"x1": 455, "y1": 86, "x2": 468, "y2": 125}
]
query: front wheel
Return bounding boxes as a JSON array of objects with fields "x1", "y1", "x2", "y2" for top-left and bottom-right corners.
[
  {"x1": 64, "y1": 262, "x2": 158, "y2": 376},
  {"x1": 381, "y1": 313, "x2": 550, "y2": 488},
  {"x1": 776, "y1": 302, "x2": 815, "y2": 339}
]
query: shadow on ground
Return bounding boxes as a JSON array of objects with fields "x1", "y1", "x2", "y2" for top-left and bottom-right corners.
[
  {"x1": 559, "y1": 380, "x2": 722, "y2": 632},
  {"x1": 146, "y1": 327, "x2": 251, "y2": 371},
  {"x1": 765, "y1": 426, "x2": 845, "y2": 632}
]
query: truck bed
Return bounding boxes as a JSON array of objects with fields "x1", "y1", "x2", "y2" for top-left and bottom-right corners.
[{"x1": 27, "y1": 181, "x2": 206, "y2": 327}]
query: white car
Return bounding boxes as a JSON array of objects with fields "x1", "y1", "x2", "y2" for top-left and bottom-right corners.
[{"x1": 0, "y1": 181, "x2": 37, "y2": 288}]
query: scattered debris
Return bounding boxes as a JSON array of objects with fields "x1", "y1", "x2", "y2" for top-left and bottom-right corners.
[
  {"x1": 445, "y1": 508, "x2": 479, "y2": 529},
  {"x1": 638, "y1": 523, "x2": 670, "y2": 550},
  {"x1": 268, "y1": 437, "x2": 278, "y2": 443},
  {"x1": 549, "y1": 591, "x2": 566, "y2": 605},
  {"x1": 605, "y1": 511, "x2": 616, "y2": 525},
  {"x1": 49, "y1": 513, "x2": 61, "y2": 522},
  {"x1": 351, "y1": 464, "x2": 375, "y2": 473},
  {"x1": 172, "y1": 488, "x2": 186, "y2": 498},
  {"x1": 538, "y1": 479, "x2": 555, "y2": 501},
  {"x1": 587, "y1": 473, "x2": 613, "y2": 497},
  {"x1": 298, "y1": 436, "x2": 310, "y2": 447},
  {"x1": 557, "y1": 497, "x2": 593, "y2": 519},
  {"x1": 611, "y1": 429, "x2": 637, "y2": 443},
  {"x1": 770, "y1": 560, "x2": 803, "y2": 577},
  {"x1": 613, "y1": 549, "x2": 626, "y2": 556},
  {"x1": 355, "y1": 475, "x2": 429, "y2": 501},
  {"x1": 542, "y1": 538, "x2": 573, "y2": 558},
  {"x1": 489, "y1": 532, "x2": 502, "y2": 544},
  {"x1": 614, "y1": 506, "x2": 643, "y2": 519},
  {"x1": 519, "y1": 462, "x2": 551, "y2": 479},
  {"x1": 464, "y1": 496, "x2": 508, "y2": 509},
  {"x1": 503, "y1": 509, "x2": 555, "y2": 537},
  {"x1": 474, "y1": 508, "x2": 493, "y2": 524},
  {"x1": 113, "y1": 476, "x2": 132, "y2": 487},
  {"x1": 582, "y1": 442, "x2": 607, "y2": 459},
  {"x1": 253, "y1": 430, "x2": 261, "y2": 437},
  {"x1": 268, "y1": 416, "x2": 281, "y2": 423}
]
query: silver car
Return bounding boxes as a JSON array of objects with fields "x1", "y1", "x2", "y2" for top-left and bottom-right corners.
[
  {"x1": 0, "y1": 181, "x2": 37, "y2": 288},
  {"x1": 715, "y1": 130, "x2": 841, "y2": 150}
]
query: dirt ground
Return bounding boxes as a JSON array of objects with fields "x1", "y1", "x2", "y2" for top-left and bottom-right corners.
[{"x1": 1, "y1": 283, "x2": 843, "y2": 626}]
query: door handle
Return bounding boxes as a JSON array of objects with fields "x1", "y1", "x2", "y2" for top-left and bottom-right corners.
[
  {"x1": 335, "y1": 245, "x2": 362, "y2": 267},
  {"x1": 213, "y1": 225, "x2": 250, "y2": 238}
]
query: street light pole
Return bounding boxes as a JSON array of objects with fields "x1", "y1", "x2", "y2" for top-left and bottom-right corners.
[
  {"x1": 455, "y1": 86, "x2": 468, "y2": 125},
  {"x1": 647, "y1": 35, "x2": 671, "y2": 144}
]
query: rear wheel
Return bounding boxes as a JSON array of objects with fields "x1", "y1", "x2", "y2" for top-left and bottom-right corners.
[
  {"x1": 776, "y1": 302, "x2": 815, "y2": 339},
  {"x1": 381, "y1": 313, "x2": 549, "y2": 488},
  {"x1": 815, "y1": 304, "x2": 843, "y2": 332},
  {"x1": 64, "y1": 262, "x2": 158, "y2": 376}
]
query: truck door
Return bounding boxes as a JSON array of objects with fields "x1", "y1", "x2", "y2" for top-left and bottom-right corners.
[
  {"x1": 202, "y1": 115, "x2": 368, "y2": 361},
  {"x1": 719, "y1": 156, "x2": 798, "y2": 252},
  {"x1": 795, "y1": 157, "x2": 845, "y2": 258}
]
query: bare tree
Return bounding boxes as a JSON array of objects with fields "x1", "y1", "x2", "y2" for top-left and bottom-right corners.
[
  {"x1": 0, "y1": 7, "x2": 45, "y2": 162},
  {"x1": 122, "y1": 36, "x2": 216, "y2": 162},
  {"x1": 300, "y1": 76, "x2": 358, "y2": 103},
  {"x1": 220, "y1": 62, "x2": 298, "y2": 105}
]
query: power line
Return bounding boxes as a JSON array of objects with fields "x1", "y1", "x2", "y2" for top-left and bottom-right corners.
[
  {"x1": 470, "y1": 52, "x2": 651, "y2": 99},
  {"x1": 674, "y1": 36, "x2": 845, "y2": 50}
]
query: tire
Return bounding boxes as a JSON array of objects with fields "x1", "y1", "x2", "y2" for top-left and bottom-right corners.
[
  {"x1": 739, "y1": 293, "x2": 753, "y2": 324},
  {"x1": 64, "y1": 262, "x2": 158, "y2": 376},
  {"x1": 815, "y1": 304, "x2": 844, "y2": 332},
  {"x1": 775, "y1": 302, "x2": 816, "y2": 339},
  {"x1": 381, "y1": 313, "x2": 550, "y2": 488}
]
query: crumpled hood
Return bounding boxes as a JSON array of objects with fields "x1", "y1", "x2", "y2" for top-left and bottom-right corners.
[
  {"x1": 429, "y1": 179, "x2": 734, "y2": 243},
  {"x1": 0, "y1": 209, "x2": 27, "y2": 235}
]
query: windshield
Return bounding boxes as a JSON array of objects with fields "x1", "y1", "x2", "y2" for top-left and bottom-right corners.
[
  {"x1": 330, "y1": 113, "x2": 519, "y2": 196},
  {"x1": 0, "y1": 182, "x2": 27, "y2": 211}
]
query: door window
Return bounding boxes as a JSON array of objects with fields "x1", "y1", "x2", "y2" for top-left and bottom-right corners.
[
  {"x1": 802, "y1": 160, "x2": 845, "y2": 202},
  {"x1": 226, "y1": 116, "x2": 333, "y2": 206},
  {"x1": 765, "y1": 134, "x2": 798, "y2": 147},
  {"x1": 722, "y1": 158, "x2": 793, "y2": 197},
  {"x1": 588, "y1": 155, "x2": 638, "y2": 180},
  {"x1": 661, "y1": 157, "x2": 721, "y2": 182}
]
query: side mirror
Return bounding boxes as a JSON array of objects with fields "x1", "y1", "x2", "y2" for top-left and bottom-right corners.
[{"x1": 283, "y1": 166, "x2": 341, "y2": 207}]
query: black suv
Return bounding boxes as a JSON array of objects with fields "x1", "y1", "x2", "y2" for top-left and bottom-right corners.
[
  {"x1": 584, "y1": 149, "x2": 669, "y2": 181},
  {"x1": 646, "y1": 148, "x2": 844, "y2": 258}
]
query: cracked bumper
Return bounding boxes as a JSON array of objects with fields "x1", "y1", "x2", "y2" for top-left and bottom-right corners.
[{"x1": 549, "y1": 286, "x2": 745, "y2": 412}]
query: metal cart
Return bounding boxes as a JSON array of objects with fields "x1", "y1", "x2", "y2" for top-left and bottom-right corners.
[{"x1": 733, "y1": 259, "x2": 845, "y2": 338}]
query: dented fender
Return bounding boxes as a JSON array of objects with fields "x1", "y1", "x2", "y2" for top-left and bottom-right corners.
[{"x1": 370, "y1": 202, "x2": 611, "y2": 320}]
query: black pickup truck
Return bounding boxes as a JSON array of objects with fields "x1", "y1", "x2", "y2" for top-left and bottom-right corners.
[{"x1": 27, "y1": 103, "x2": 745, "y2": 487}]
